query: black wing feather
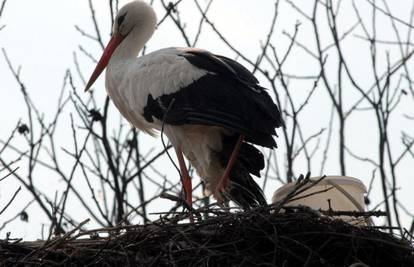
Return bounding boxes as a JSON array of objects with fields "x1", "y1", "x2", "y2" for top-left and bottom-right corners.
[{"x1": 143, "y1": 49, "x2": 283, "y2": 148}]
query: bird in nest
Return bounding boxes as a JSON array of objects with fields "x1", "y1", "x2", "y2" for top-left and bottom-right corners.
[{"x1": 85, "y1": 0, "x2": 283, "y2": 211}]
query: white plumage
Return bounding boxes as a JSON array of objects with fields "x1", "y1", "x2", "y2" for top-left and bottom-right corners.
[
  {"x1": 85, "y1": 0, "x2": 283, "y2": 212},
  {"x1": 106, "y1": 48, "x2": 209, "y2": 135}
]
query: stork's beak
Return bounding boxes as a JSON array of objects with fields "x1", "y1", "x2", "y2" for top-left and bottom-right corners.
[{"x1": 85, "y1": 33, "x2": 124, "y2": 92}]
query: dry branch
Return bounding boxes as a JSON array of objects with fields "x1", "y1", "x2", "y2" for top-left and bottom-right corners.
[{"x1": 1, "y1": 207, "x2": 413, "y2": 267}]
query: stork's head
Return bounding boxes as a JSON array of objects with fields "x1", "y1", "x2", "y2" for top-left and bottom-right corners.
[
  {"x1": 85, "y1": 1, "x2": 157, "y2": 91},
  {"x1": 113, "y1": 1, "x2": 157, "y2": 37}
]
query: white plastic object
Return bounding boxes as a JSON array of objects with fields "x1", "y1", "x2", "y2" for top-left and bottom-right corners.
[{"x1": 272, "y1": 176, "x2": 369, "y2": 225}]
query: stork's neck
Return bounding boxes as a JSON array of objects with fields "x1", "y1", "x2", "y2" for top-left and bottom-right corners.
[{"x1": 109, "y1": 26, "x2": 155, "y2": 66}]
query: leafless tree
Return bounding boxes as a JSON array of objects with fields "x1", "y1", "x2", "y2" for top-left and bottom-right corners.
[{"x1": 1, "y1": 0, "x2": 413, "y2": 237}]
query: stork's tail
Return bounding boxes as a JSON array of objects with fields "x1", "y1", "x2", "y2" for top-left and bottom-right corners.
[{"x1": 218, "y1": 135, "x2": 267, "y2": 209}]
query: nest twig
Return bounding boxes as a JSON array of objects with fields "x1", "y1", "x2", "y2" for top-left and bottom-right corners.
[
  {"x1": 1, "y1": 176, "x2": 413, "y2": 266},
  {"x1": 1, "y1": 205, "x2": 413, "y2": 267}
]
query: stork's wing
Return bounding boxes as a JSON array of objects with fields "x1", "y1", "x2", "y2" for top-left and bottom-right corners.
[{"x1": 143, "y1": 49, "x2": 283, "y2": 148}]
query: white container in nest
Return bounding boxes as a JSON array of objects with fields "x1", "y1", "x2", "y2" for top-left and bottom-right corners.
[{"x1": 272, "y1": 176, "x2": 369, "y2": 225}]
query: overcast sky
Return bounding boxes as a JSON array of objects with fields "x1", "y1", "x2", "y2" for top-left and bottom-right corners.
[{"x1": 1, "y1": 0, "x2": 413, "y2": 239}]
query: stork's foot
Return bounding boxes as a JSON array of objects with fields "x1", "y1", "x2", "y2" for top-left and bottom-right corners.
[
  {"x1": 173, "y1": 145, "x2": 194, "y2": 222},
  {"x1": 213, "y1": 134, "x2": 244, "y2": 205},
  {"x1": 185, "y1": 191, "x2": 194, "y2": 211},
  {"x1": 213, "y1": 178, "x2": 230, "y2": 204}
]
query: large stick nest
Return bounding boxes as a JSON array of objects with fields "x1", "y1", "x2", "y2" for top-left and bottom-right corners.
[{"x1": 1, "y1": 205, "x2": 413, "y2": 267}]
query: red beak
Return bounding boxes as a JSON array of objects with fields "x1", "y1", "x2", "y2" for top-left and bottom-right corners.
[{"x1": 85, "y1": 33, "x2": 124, "y2": 92}]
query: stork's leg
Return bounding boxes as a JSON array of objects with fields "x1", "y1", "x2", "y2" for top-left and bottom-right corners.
[
  {"x1": 174, "y1": 146, "x2": 193, "y2": 209},
  {"x1": 214, "y1": 134, "x2": 244, "y2": 201}
]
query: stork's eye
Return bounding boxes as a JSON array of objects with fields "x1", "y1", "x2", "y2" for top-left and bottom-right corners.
[{"x1": 117, "y1": 13, "x2": 127, "y2": 26}]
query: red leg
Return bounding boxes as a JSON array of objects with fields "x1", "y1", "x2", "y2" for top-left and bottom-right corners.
[
  {"x1": 174, "y1": 147, "x2": 193, "y2": 209},
  {"x1": 214, "y1": 134, "x2": 244, "y2": 201}
]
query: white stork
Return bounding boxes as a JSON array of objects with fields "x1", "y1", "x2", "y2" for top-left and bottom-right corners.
[{"x1": 85, "y1": 1, "x2": 283, "y2": 210}]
